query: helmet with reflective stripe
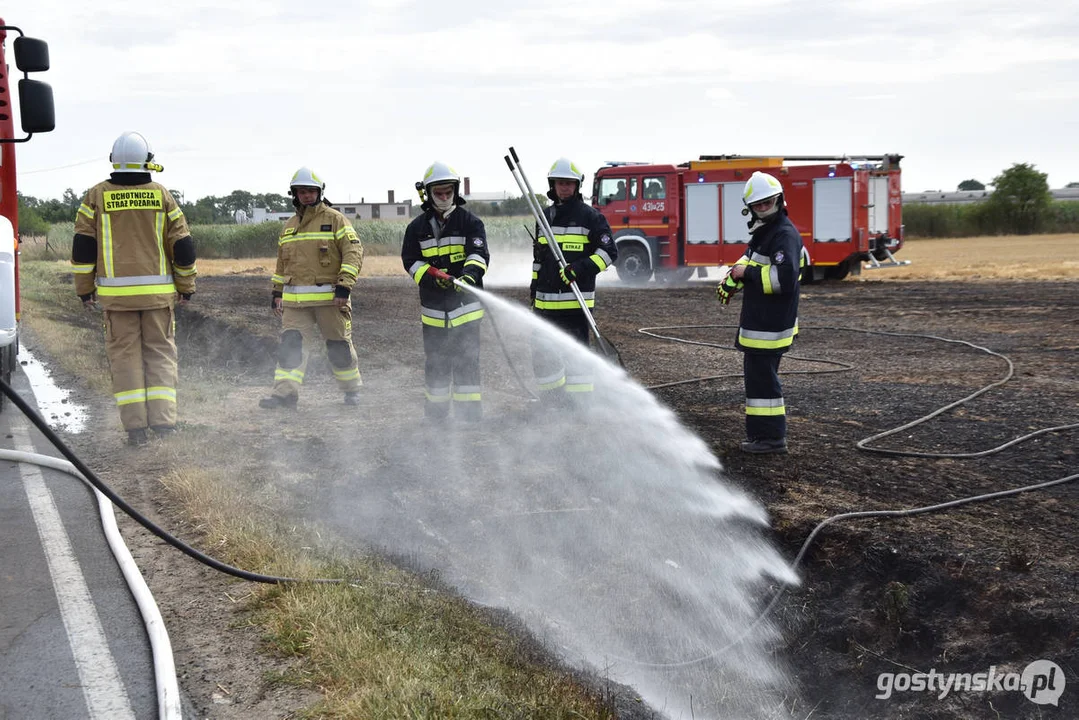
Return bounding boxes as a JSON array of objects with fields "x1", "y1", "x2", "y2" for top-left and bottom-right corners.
[
  {"x1": 110, "y1": 131, "x2": 161, "y2": 173},
  {"x1": 547, "y1": 157, "x2": 584, "y2": 183},
  {"x1": 742, "y1": 171, "x2": 784, "y2": 225},
  {"x1": 289, "y1": 167, "x2": 325, "y2": 204},
  {"x1": 743, "y1": 171, "x2": 783, "y2": 206},
  {"x1": 422, "y1": 161, "x2": 461, "y2": 192}
]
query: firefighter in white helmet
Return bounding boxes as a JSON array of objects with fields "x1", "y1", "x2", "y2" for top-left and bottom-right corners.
[
  {"x1": 717, "y1": 170, "x2": 805, "y2": 454},
  {"x1": 401, "y1": 161, "x2": 489, "y2": 422},
  {"x1": 71, "y1": 131, "x2": 197, "y2": 446},
  {"x1": 260, "y1": 167, "x2": 365, "y2": 409},
  {"x1": 529, "y1": 157, "x2": 617, "y2": 407}
]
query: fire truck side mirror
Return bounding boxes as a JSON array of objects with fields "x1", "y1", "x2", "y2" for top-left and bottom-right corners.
[
  {"x1": 13, "y1": 36, "x2": 50, "y2": 73},
  {"x1": 18, "y1": 79, "x2": 55, "y2": 134}
]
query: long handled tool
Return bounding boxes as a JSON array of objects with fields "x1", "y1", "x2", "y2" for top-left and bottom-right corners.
[{"x1": 504, "y1": 148, "x2": 623, "y2": 366}]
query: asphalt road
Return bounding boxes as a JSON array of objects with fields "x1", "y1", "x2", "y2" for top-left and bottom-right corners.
[{"x1": 0, "y1": 362, "x2": 158, "y2": 720}]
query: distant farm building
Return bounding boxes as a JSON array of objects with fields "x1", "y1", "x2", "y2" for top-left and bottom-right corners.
[
  {"x1": 903, "y1": 187, "x2": 1079, "y2": 205},
  {"x1": 249, "y1": 190, "x2": 413, "y2": 223}
]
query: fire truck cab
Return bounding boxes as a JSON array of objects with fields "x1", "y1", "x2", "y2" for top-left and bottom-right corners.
[
  {"x1": 592, "y1": 154, "x2": 906, "y2": 284},
  {"x1": 1, "y1": 21, "x2": 56, "y2": 407}
]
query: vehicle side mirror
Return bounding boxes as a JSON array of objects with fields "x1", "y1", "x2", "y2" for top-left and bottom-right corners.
[
  {"x1": 13, "y1": 36, "x2": 50, "y2": 73},
  {"x1": 18, "y1": 79, "x2": 56, "y2": 134}
]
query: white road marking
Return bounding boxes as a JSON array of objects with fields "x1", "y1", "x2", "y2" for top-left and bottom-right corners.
[{"x1": 12, "y1": 421, "x2": 136, "y2": 720}]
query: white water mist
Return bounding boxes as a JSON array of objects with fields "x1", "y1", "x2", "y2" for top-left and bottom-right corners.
[{"x1": 321, "y1": 285, "x2": 800, "y2": 719}]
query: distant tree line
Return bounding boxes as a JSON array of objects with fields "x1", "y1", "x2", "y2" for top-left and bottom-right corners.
[
  {"x1": 905, "y1": 163, "x2": 1079, "y2": 237},
  {"x1": 15, "y1": 185, "x2": 547, "y2": 236},
  {"x1": 467, "y1": 194, "x2": 548, "y2": 217},
  {"x1": 17, "y1": 164, "x2": 1077, "y2": 240},
  {"x1": 15, "y1": 188, "x2": 292, "y2": 236}
]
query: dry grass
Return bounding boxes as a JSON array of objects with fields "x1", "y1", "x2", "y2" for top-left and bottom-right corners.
[
  {"x1": 18, "y1": 261, "x2": 615, "y2": 719},
  {"x1": 199, "y1": 256, "x2": 406, "y2": 278},
  {"x1": 200, "y1": 234, "x2": 1079, "y2": 282},
  {"x1": 160, "y1": 438, "x2": 616, "y2": 719},
  {"x1": 872, "y1": 233, "x2": 1079, "y2": 281}
]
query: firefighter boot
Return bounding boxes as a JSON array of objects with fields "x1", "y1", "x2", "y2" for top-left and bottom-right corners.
[
  {"x1": 127, "y1": 428, "x2": 149, "y2": 447},
  {"x1": 152, "y1": 425, "x2": 177, "y2": 439},
  {"x1": 740, "y1": 438, "x2": 788, "y2": 455},
  {"x1": 259, "y1": 394, "x2": 298, "y2": 410}
]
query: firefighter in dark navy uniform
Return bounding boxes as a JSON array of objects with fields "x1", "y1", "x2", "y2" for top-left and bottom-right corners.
[
  {"x1": 260, "y1": 167, "x2": 364, "y2": 409},
  {"x1": 716, "y1": 171, "x2": 804, "y2": 454},
  {"x1": 529, "y1": 157, "x2": 617, "y2": 407},
  {"x1": 401, "y1": 161, "x2": 489, "y2": 422}
]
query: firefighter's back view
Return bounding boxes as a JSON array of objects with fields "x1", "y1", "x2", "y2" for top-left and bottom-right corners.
[
  {"x1": 260, "y1": 167, "x2": 364, "y2": 409},
  {"x1": 71, "y1": 131, "x2": 197, "y2": 446}
]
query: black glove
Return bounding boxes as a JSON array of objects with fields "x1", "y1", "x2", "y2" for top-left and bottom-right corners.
[
  {"x1": 455, "y1": 274, "x2": 478, "y2": 292},
  {"x1": 271, "y1": 290, "x2": 282, "y2": 309},
  {"x1": 334, "y1": 285, "x2": 351, "y2": 299},
  {"x1": 716, "y1": 276, "x2": 741, "y2": 305},
  {"x1": 560, "y1": 258, "x2": 595, "y2": 286}
]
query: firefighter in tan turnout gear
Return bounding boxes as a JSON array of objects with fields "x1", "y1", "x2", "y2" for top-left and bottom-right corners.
[
  {"x1": 71, "y1": 131, "x2": 197, "y2": 446},
  {"x1": 260, "y1": 167, "x2": 364, "y2": 409}
]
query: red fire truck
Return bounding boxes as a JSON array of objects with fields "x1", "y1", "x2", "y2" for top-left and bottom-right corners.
[
  {"x1": 592, "y1": 154, "x2": 907, "y2": 284},
  {"x1": 1, "y1": 20, "x2": 56, "y2": 406}
]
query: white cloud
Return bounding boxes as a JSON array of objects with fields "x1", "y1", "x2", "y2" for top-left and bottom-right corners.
[{"x1": 11, "y1": 0, "x2": 1079, "y2": 204}]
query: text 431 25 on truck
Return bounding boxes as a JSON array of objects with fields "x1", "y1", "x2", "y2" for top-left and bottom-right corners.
[{"x1": 592, "y1": 154, "x2": 907, "y2": 284}]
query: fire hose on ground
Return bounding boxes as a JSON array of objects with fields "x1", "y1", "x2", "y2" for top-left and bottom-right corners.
[
  {"x1": 2, "y1": 317, "x2": 1074, "y2": 684},
  {"x1": 618, "y1": 321, "x2": 1079, "y2": 668}
]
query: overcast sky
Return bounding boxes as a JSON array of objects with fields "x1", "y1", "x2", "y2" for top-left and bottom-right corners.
[{"x1": 10, "y1": 0, "x2": 1079, "y2": 205}]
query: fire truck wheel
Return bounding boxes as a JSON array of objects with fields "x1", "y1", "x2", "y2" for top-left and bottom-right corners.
[
  {"x1": 615, "y1": 244, "x2": 652, "y2": 284},
  {"x1": 656, "y1": 268, "x2": 694, "y2": 285},
  {"x1": 824, "y1": 260, "x2": 851, "y2": 281}
]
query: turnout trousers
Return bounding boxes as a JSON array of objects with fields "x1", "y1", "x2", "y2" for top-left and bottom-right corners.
[
  {"x1": 271, "y1": 305, "x2": 362, "y2": 401},
  {"x1": 104, "y1": 307, "x2": 178, "y2": 431},
  {"x1": 743, "y1": 352, "x2": 786, "y2": 442},
  {"x1": 421, "y1": 320, "x2": 482, "y2": 421},
  {"x1": 531, "y1": 311, "x2": 593, "y2": 405}
]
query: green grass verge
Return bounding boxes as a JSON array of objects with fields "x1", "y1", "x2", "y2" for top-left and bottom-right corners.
[{"x1": 18, "y1": 261, "x2": 619, "y2": 719}]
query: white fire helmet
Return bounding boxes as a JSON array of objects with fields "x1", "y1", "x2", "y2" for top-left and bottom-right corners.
[
  {"x1": 742, "y1": 171, "x2": 784, "y2": 221},
  {"x1": 290, "y1": 167, "x2": 325, "y2": 203},
  {"x1": 110, "y1": 131, "x2": 161, "y2": 173},
  {"x1": 422, "y1": 161, "x2": 461, "y2": 193},
  {"x1": 547, "y1": 157, "x2": 584, "y2": 184},
  {"x1": 743, "y1": 171, "x2": 783, "y2": 206}
]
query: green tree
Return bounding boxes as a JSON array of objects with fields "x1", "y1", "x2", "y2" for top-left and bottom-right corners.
[
  {"x1": 61, "y1": 188, "x2": 82, "y2": 217},
  {"x1": 15, "y1": 192, "x2": 50, "y2": 237},
  {"x1": 957, "y1": 179, "x2": 985, "y2": 191},
  {"x1": 1066, "y1": 182, "x2": 1079, "y2": 189},
  {"x1": 985, "y1": 163, "x2": 1051, "y2": 235},
  {"x1": 254, "y1": 192, "x2": 291, "y2": 212},
  {"x1": 221, "y1": 190, "x2": 255, "y2": 220}
]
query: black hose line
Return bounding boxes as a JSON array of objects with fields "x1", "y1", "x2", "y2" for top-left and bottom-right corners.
[
  {"x1": 610, "y1": 322, "x2": 1079, "y2": 668},
  {"x1": 0, "y1": 377, "x2": 348, "y2": 586}
]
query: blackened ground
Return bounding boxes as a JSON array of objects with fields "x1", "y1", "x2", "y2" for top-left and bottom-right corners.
[{"x1": 52, "y1": 274, "x2": 1079, "y2": 719}]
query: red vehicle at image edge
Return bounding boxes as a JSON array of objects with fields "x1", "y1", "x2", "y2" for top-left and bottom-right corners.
[
  {"x1": 0, "y1": 19, "x2": 56, "y2": 408},
  {"x1": 592, "y1": 154, "x2": 908, "y2": 284}
]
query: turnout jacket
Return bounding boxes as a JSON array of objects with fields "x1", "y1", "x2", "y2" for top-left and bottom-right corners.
[
  {"x1": 530, "y1": 197, "x2": 616, "y2": 312},
  {"x1": 733, "y1": 210, "x2": 803, "y2": 355},
  {"x1": 401, "y1": 207, "x2": 489, "y2": 328},
  {"x1": 272, "y1": 201, "x2": 364, "y2": 307},
  {"x1": 71, "y1": 173, "x2": 196, "y2": 311}
]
